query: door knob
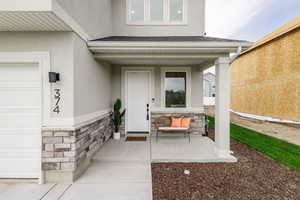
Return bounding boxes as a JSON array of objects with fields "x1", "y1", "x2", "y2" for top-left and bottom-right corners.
[{"x1": 146, "y1": 104, "x2": 149, "y2": 120}]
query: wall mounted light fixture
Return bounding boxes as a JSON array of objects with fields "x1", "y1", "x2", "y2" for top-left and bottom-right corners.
[{"x1": 49, "y1": 72, "x2": 60, "y2": 83}]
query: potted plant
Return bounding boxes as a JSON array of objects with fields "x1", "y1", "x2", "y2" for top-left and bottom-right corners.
[{"x1": 112, "y1": 99, "x2": 126, "y2": 140}]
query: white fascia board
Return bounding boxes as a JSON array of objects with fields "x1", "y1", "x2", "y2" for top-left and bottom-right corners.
[
  {"x1": 88, "y1": 41, "x2": 253, "y2": 49},
  {"x1": 0, "y1": 0, "x2": 52, "y2": 11},
  {"x1": 88, "y1": 41, "x2": 253, "y2": 56}
]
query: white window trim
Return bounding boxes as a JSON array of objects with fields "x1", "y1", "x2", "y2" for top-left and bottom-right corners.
[
  {"x1": 126, "y1": 0, "x2": 188, "y2": 26},
  {"x1": 161, "y1": 67, "x2": 191, "y2": 109}
]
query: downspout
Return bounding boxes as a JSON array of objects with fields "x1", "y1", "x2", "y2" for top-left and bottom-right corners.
[{"x1": 229, "y1": 46, "x2": 242, "y2": 64}]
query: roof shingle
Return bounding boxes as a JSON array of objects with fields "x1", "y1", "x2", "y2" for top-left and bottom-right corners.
[{"x1": 91, "y1": 36, "x2": 249, "y2": 43}]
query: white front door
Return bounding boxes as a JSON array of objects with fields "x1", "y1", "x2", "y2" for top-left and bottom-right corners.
[
  {"x1": 126, "y1": 71, "x2": 150, "y2": 133},
  {"x1": 0, "y1": 62, "x2": 41, "y2": 178}
]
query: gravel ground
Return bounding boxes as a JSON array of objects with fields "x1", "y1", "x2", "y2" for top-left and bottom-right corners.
[{"x1": 152, "y1": 128, "x2": 300, "y2": 200}]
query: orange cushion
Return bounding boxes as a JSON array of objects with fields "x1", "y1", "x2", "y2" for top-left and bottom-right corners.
[
  {"x1": 171, "y1": 117, "x2": 183, "y2": 127},
  {"x1": 181, "y1": 118, "x2": 192, "y2": 128}
]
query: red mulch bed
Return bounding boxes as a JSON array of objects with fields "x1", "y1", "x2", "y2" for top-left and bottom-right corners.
[{"x1": 152, "y1": 128, "x2": 300, "y2": 200}]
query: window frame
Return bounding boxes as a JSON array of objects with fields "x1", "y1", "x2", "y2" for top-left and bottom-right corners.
[
  {"x1": 161, "y1": 67, "x2": 191, "y2": 109},
  {"x1": 126, "y1": 0, "x2": 188, "y2": 25}
]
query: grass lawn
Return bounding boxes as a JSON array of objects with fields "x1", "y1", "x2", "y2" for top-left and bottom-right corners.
[{"x1": 208, "y1": 116, "x2": 300, "y2": 173}]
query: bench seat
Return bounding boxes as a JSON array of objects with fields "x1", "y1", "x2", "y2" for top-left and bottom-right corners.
[{"x1": 158, "y1": 127, "x2": 189, "y2": 131}]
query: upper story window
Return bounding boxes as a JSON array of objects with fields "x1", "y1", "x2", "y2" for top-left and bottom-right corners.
[{"x1": 127, "y1": 0, "x2": 187, "y2": 25}]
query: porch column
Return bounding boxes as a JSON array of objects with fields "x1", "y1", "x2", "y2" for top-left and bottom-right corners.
[{"x1": 215, "y1": 57, "x2": 231, "y2": 157}]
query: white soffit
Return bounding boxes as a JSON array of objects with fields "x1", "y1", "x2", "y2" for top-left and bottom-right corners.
[{"x1": 0, "y1": 11, "x2": 72, "y2": 31}]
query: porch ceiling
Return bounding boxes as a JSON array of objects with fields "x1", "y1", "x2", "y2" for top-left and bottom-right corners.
[{"x1": 88, "y1": 36, "x2": 253, "y2": 65}]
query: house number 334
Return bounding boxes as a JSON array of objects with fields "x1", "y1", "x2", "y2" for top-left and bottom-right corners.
[{"x1": 53, "y1": 89, "x2": 61, "y2": 114}]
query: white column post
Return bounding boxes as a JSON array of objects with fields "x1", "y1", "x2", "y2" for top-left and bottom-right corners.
[{"x1": 215, "y1": 57, "x2": 231, "y2": 157}]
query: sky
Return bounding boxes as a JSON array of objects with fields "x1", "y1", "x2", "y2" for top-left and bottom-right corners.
[{"x1": 205, "y1": 0, "x2": 300, "y2": 74}]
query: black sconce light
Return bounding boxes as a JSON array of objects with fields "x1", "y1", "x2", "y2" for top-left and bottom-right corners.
[{"x1": 49, "y1": 72, "x2": 60, "y2": 83}]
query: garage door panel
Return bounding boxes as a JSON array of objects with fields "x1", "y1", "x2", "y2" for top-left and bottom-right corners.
[
  {"x1": 0, "y1": 62, "x2": 41, "y2": 179},
  {"x1": 0, "y1": 159, "x2": 40, "y2": 178},
  {"x1": 0, "y1": 63, "x2": 39, "y2": 81},
  {"x1": 0, "y1": 90, "x2": 40, "y2": 107},
  {"x1": 0, "y1": 114, "x2": 40, "y2": 128},
  {"x1": 0, "y1": 149, "x2": 40, "y2": 157},
  {"x1": 0, "y1": 132, "x2": 40, "y2": 149},
  {"x1": 0, "y1": 106, "x2": 40, "y2": 114}
]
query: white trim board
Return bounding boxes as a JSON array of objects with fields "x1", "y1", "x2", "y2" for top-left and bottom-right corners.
[{"x1": 42, "y1": 109, "x2": 112, "y2": 131}]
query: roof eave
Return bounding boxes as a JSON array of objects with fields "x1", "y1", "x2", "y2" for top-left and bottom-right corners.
[
  {"x1": 88, "y1": 41, "x2": 253, "y2": 55},
  {"x1": 88, "y1": 41, "x2": 252, "y2": 48}
]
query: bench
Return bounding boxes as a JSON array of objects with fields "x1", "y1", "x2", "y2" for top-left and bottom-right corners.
[{"x1": 154, "y1": 116, "x2": 192, "y2": 143}]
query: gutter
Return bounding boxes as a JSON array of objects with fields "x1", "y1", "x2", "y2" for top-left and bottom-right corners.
[{"x1": 229, "y1": 46, "x2": 244, "y2": 64}]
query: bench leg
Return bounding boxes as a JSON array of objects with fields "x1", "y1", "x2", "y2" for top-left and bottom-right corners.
[
  {"x1": 189, "y1": 131, "x2": 191, "y2": 143},
  {"x1": 156, "y1": 130, "x2": 158, "y2": 142}
]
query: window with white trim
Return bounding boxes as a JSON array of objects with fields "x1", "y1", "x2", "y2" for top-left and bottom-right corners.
[
  {"x1": 161, "y1": 67, "x2": 191, "y2": 108},
  {"x1": 127, "y1": 0, "x2": 187, "y2": 24},
  {"x1": 165, "y1": 72, "x2": 186, "y2": 108}
]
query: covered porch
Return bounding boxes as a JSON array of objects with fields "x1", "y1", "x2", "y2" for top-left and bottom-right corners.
[{"x1": 88, "y1": 36, "x2": 252, "y2": 161}]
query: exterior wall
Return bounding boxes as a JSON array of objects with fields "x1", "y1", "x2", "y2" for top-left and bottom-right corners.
[
  {"x1": 0, "y1": 32, "x2": 114, "y2": 182},
  {"x1": 0, "y1": 0, "x2": 51, "y2": 11},
  {"x1": 191, "y1": 67, "x2": 203, "y2": 107},
  {"x1": 56, "y1": 0, "x2": 112, "y2": 39},
  {"x1": 42, "y1": 113, "x2": 112, "y2": 183},
  {"x1": 73, "y1": 35, "x2": 112, "y2": 117},
  {"x1": 230, "y1": 28, "x2": 300, "y2": 122},
  {"x1": 111, "y1": 66, "x2": 204, "y2": 110},
  {"x1": 0, "y1": 32, "x2": 75, "y2": 119},
  {"x1": 111, "y1": 65, "x2": 204, "y2": 135},
  {"x1": 111, "y1": 65, "x2": 122, "y2": 103},
  {"x1": 112, "y1": 0, "x2": 205, "y2": 36}
]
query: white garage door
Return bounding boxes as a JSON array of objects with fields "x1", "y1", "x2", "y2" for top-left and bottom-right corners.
[{"x1": 0, "y1": 63, "x2": 41, "y2": 179}]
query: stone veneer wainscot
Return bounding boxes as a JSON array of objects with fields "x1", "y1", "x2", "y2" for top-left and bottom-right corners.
[
  {"x1": 119, "y1": 111, "x2": 205, "y2": 136},
  {"x1": 42, "y1": 113, "x2": 113, "y2": 183}
]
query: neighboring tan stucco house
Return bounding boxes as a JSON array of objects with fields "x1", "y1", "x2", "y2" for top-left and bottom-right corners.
[
  {"x1": 0, "y1": 0, "x2": 251, "y2": 183},
  {"x1": 231, "y1": 16, "x2": 300, "y2": 123}
]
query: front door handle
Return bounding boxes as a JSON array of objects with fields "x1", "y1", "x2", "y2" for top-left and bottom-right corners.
[{"x1": 146, "y1": 104, "x2": 149, "y2": 121}]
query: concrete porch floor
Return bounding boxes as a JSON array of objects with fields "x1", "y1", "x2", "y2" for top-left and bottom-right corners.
[
  {"x1": 0, "y1": 135, "x2": 235, "y2": 200},
  {"x1": 151, "y1": 135, "x2": 236, "y2": 163}
]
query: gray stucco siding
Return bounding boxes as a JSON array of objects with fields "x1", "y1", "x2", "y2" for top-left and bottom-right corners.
[
  {"x1": 74, "y1": 35, "x2": 112, "y2": 117},
  {"x1": 112, "y1": 0, "x2": 205, "y2": 36},
  {"x1": 111, "y1": 65, "x2": 204, "y2": 110}
]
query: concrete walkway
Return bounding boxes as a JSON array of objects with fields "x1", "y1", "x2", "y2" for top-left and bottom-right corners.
[
  {"x1": 0, "y1": 134, "x2": 233, "y2": 199},
  {"x1": 0, "y1": 138, "x2": 152, "y2": 200},
  {"x1": 60, "y1": 138, "x2": 152, "y2": 200}
]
